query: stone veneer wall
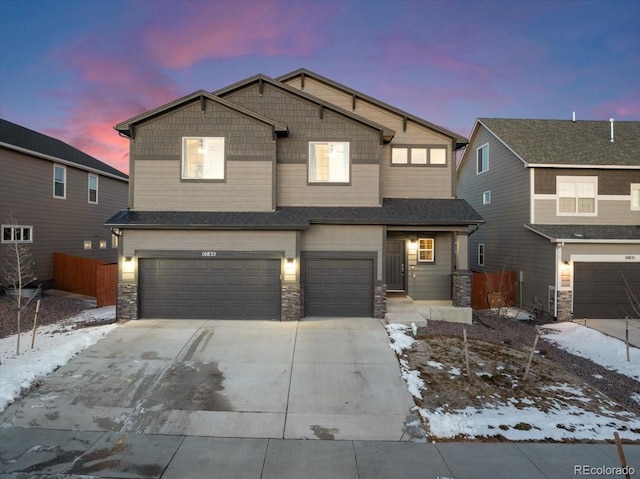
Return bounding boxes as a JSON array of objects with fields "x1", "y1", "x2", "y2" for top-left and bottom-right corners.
[
  {"x1": 374, "y1": 281, "x2": 386, "y2": 319},
  {"x1": 117, "y1": 283, "x2": 138, "y2": 320},
  {"x1": 557, "y1": 290, "x2": 572, "y2": 321},
  {"x1": 452, "y1": 271, "x2": 472, "y2": 308},
  {"x1": 281, "y1": 284, "x2": 301, "y2": 321}
]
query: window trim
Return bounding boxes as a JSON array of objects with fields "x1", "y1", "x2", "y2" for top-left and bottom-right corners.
[
  {"x1": 417, "y1": 237, "x2": 435, "y2": 263},
  {"x1": 556, "y1": 176, "x2": 598, "y2": 216},
  {"x1": 53, "y1": 164, "x2": 66, "y2": 199},
  {"x1": 181, "y1": 136, "x2": 226, "y2": 181},
  {"x1": 631, "y1": 183, "x2": 640, "y2": 211},
  {"x1": 308, "y1": 141, "x2": 351, "y2": 184},
  {"x1": 88, "y1": 174, "x2": 99, "y2": 204},
  {"x1": 1, "y1": 225, "x2": 33, "y2": 244},
  {"x1": 477, "y1": 243, "x2": 485, "y2": 266},
  {"x1": 391, "y1": 145, "x2": 448, "y2": 167},
  {"x1": 482, "y1": 190, "x2": 491, "y2": 205},
  {"x1": 476, "y1": 143, "x2": 489, "y2": 174}
]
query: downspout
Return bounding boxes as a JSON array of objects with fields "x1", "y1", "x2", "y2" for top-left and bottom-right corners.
[{"x1": 555, "y1": 241, "x2": 564, "y2": 318}]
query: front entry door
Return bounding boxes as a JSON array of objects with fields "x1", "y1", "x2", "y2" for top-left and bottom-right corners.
[{"x1": 386, "y1": 239, "x2": 405, "y2": 291}]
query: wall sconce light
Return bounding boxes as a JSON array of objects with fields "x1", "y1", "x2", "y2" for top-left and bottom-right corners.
[
  {"x1": 563, "y1": 261, "x2": 569, "y2": 265},
  {"x1": 123, "y1": 256, "x2": 135, "y2": 274},
  {"x1": 408, "y1": 240, "x2": 418, "y2": 252},
  {"x1": 284, "y1": 258, "x2": 296, "y2": 275}
]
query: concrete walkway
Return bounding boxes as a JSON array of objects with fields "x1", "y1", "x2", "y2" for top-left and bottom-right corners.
[{"x1": 1, "y1": 428, "x2": 638, "y2": 478}]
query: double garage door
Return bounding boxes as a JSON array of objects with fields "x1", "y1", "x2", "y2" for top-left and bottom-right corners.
[
  {"x1": 139, "y1": 255, "x2": 375, "y2": 319},
  {"x1": 573, "y1": 262, "x2": 639, "y2": 319},
  {"x1": 139, "y1": 258, "x2": 281, "y2": 319}
]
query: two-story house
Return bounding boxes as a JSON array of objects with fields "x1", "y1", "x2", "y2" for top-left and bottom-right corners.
[
  {"x1": 457, "y1": 118, "x2": 640, "y2": 320},
  {"x1": 107, "y1": 69, "x2": 483, "y2": 321},
  {"x1": 0, "y1": 118, "x2": 129, "y2": 290}
]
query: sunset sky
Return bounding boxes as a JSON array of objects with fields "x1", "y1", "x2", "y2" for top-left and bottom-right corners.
[{"x1": 1, "y1": 0, "x2": 638, "y2": 174}]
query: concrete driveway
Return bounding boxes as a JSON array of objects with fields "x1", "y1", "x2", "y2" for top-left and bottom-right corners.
[{"x1": 0, "y1": 317, "x2": 416, "y2": 441}]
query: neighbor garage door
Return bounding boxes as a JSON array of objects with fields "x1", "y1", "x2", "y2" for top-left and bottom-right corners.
[
  {"x1": 573, "y1": 262, "x2": 640, "y2": 319},
  {"x1": 139, "y1": 258, "x2": 281, "y2": 319},
  {"x1": 304, "y1": 257, "x2": 373, "y2": 317}
]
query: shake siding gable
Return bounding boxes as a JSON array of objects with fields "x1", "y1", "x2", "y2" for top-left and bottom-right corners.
[{"x1": 130, "y1": 99, "x2": 276, "y2": 212}]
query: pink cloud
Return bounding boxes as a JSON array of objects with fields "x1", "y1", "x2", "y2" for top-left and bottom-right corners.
[
  {"x1": 142, "y1": 1, "x2": 338, "y2": 69},
  {"x1": 591, "y1": 89, "x2": 640, "y2": 119}
]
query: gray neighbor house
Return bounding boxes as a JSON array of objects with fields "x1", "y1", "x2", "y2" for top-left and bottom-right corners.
[
  {"x1": 106, "y1": 69, "x2": 484, "y2": 321},
  {"x1": 457, "y1": 118, "x2": 640, "y2": 320},
  {"x1": 0, "y1": 118, "x2": 129, "y2": 289}
]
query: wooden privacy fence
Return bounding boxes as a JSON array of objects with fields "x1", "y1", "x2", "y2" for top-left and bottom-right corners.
[
  {"x1": 471, "y1": 270, "x2": 517, "y2": 310},
  {"x1": 53, "y1": 252, "x2": 117, "y2": 307}
]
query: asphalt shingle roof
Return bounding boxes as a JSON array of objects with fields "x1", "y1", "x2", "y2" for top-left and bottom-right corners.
[
  {"x1": 0, "y1": 118, "x2": 129, "y2": 180},
  {"x1": 106, "y1": 199, "x2": 484, "y2": 229},
  {"x1": 479, "y1": 118, "x2": 640, "y2": 167},
  {"x1": 526, "y1": 224, "x2": 640, "y2": 241}
]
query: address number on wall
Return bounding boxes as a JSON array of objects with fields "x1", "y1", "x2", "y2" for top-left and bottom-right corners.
[{"x1": 201, "y1": 251, "x2": 217, "y2": 257}]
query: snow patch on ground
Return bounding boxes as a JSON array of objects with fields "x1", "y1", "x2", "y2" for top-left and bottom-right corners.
[{"x1": 0, "y1": 306, "x2": 117, "y2": 412}]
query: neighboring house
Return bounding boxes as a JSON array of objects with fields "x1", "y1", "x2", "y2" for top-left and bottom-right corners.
[
  {"x1": 0, "y1": 118, "x2": 129, "y2": 289},
  {"x1": 107, "y1": 69, "x2": 483, "y2": 321},
  {"x1": 457, "y1": 118, "x2": 640, "y2": 320}
]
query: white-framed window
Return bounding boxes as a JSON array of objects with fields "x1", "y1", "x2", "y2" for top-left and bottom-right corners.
[
  {"x1": 418, "y1": 238, "x2": 435, "y2": 262},
  {"x1": 391, "y1": 146, "x2": 447, "y2": 165},
  {"x1": 557, "y1": 176, "x2": 597, "y2": 215},
  {"x1": 83, "y1": 240, "x2": 92, "y2": 250},
  {"x1": 477, "y1": 144, "x2": 489, "y2": 174},
  {"x1": 99, "y1": 240, "x2": 107, "y2": 249},
  {"x1": 88, "y1": 174, "x2": 98, "y2": 203},
  {"x1": 477, "y1": 243, "x2": 485, "y2": 266},
  {"x1": 631, "y1": 184, "x2": 640, "y2": 211},
  {"x1": 53, "y1": 164, "x2": 66, "y2": 198},
  {"x1": 309, "y1": 141, "x2": 350, "y2": 183},
  {"x1": 111, "y1": 233, "x2": 119, "y2": 248},
  {"x1": 482, "y1": 191, "x2": 491, "y2": 205},
  {"x1": 182, "y1": 137, "x2": 225, "y2": 180},
  {"x1": 1, "y1": 225, "x2": 33, "y2": 243}
]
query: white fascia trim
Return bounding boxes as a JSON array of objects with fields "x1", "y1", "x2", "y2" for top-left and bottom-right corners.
[
  {"x1": 1, "y1": 142, "x2": 129, "y2": 182},
  {"x1": 530, "y1": 168, "x2": 535, "y2": 223},
  {"x1": 527, "y1": 163, "x2": 640, "y2": 170}
]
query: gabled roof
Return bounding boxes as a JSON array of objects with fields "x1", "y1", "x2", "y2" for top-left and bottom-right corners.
[
  {"x1": 106, "y1": 198, "x2": 484, "y2": 230},
  {"x1": 472, "y1": 118, "x2": 640, "y2": 168},
  {"x1": 525, "y1": 224, "x2": 640, "y2": 243},
  {"x1": 213, "y1": 73, "x2": 396, "y2": 142},
  {"x1": 277, "y1": 68, "x2": 468, "y2": 149},
  {"x1": 0, "y1": 118, "x2": 128, "y2": 181},
  {"x1": 114, "y1": 90, "x2": 288, "y2": 138}
]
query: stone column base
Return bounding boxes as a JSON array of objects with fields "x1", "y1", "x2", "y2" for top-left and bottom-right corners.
[
  {"x1": 281, "y1": 284, "x2": 301, "y2": 321},
  {"x1": 117, "y1": 283, "x2": 138, "y2": 320},
  {"x1": 557, "y1": 290, "x2": 572, "y2": 321},
  {"x1": 374, "y1": 281, "x2": 386, "y2": 319},
  {"x1": 452, "y1": 271, "x2": 472, "y2": 308}
]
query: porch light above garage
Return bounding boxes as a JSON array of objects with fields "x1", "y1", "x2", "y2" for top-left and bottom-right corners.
[
  {"x1": 122, "y1": 256, "x2": 135, "y2": 274},
  {"x1": 285, "y1": 258, "x2": 296, "y2": 275}
]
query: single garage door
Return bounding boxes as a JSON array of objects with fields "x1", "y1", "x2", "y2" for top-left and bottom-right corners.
[
  {"x1": 305, "y1": 257, "x2": 373, "y2": 317},
  {"x1": 573, "y1": 262, "x2": 640, "y2": 319},
  {"x1": 139, "y1": 258, "x2": 281, "y2": 319}
]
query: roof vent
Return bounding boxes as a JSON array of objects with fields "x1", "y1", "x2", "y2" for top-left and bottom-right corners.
[
  {"x1": 572, "y1": 111, "x2": 576, "y2": 122},
  {"x1": 610, "y1": 118, "x2": 615, "y2": 143},
  {"x1": 573, "y1": 233, "x2": 584, "y2": 238}
]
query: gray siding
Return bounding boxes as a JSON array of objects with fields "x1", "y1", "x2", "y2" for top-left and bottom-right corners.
[
  {"x1": 0, "y1": 148, "x2": 128, "y2": 284},
  {"x1": 131, "y1": 99, "x2": 276, "y2": 211},
  {"x1": 406, "y1": 232, "x2": 453, "y2": 300},
  {"x1": 457, "y1": 126, "x2": 555, "y2": 310},
  {"x1": 221, "y1": 83, "x2": 383, "y2": 206}
]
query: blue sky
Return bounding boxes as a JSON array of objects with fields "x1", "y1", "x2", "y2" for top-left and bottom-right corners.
[{"x1": 1, "y1": 0, "x2": 638, "y2": 173}]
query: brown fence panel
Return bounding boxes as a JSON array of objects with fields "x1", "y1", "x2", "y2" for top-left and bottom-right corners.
[
  {"x1": 53, "y1": 252, "x2": 103, "y2": 297},
  {"x1": 96, "y1": 263, "x2": 117, "y2": 307},
  {"x1": 471, "y1": 270, "x2": 517, "y2": 310}
]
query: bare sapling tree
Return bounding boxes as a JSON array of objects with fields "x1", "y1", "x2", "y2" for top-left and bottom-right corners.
[
  {"x1": 621, "y1": 272, "x2": 639, "y2": 319},
  {"x1": 2, "y1": 216, "x2": 39, "y2": 356}
]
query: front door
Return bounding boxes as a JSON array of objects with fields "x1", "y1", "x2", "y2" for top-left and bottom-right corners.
[{"x1": 386, "y1": 239, "x2": 405, "y2": 291}]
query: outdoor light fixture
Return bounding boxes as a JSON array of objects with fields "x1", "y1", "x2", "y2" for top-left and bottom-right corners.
[
  {"x1": 284, "y1": 258, "x2": 296, "y2": 275},
  {"x1": 122, "y1": 256, "x2": 135, "y2": 274},
  {"x1": 408, "y1": 240, "x2": 418, "y2": 252}
]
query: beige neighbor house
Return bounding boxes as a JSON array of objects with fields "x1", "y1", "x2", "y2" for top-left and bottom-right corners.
[
  {"x1": 457, "y1": 118, "x2": 640, "y2": 320},
  {"x1": 107, "y1": 69, "x2": 483, "y2": 321},
  {"x1": 0, "y1": 118, "x2": 129, "y2": 290}
]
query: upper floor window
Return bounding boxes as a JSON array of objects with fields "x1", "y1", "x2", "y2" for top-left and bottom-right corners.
[
  {"x1": 477, "y1": 243, "x2": 485, "y2": 266},
  {"x1": 557, "y1": 176, "x2": 597, "y2": 215},
  {"x1": 391, "y1": 146, "x2": 447, "y2": 166},
  {"x1": 482, "y1": 191, "x2": 491, "y2": 205},
  {"x1": 631, "y1": 184, "x2": 640, "y2": 211},
  {"x1": 309, "y1": 141, "x2": 349, "y2": 183},
  {"x1": 2, "y1": 225, "x2": 33, "y2": 243},
  {"x1": 418, "y1": 238, "x2": 435, "y2": 262},
  {"x1": 88, "y1": 174, "x2": 98, "y2": 203},
  {"x1": 53, "y1": 164, "x2": 66, "y2": 198},
  {"x1": 477, "y1": 144, "x2": 489, "y2": 174},
  {"x1": 182, "y1": 137, "x2": 225, "y2": 180}
]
